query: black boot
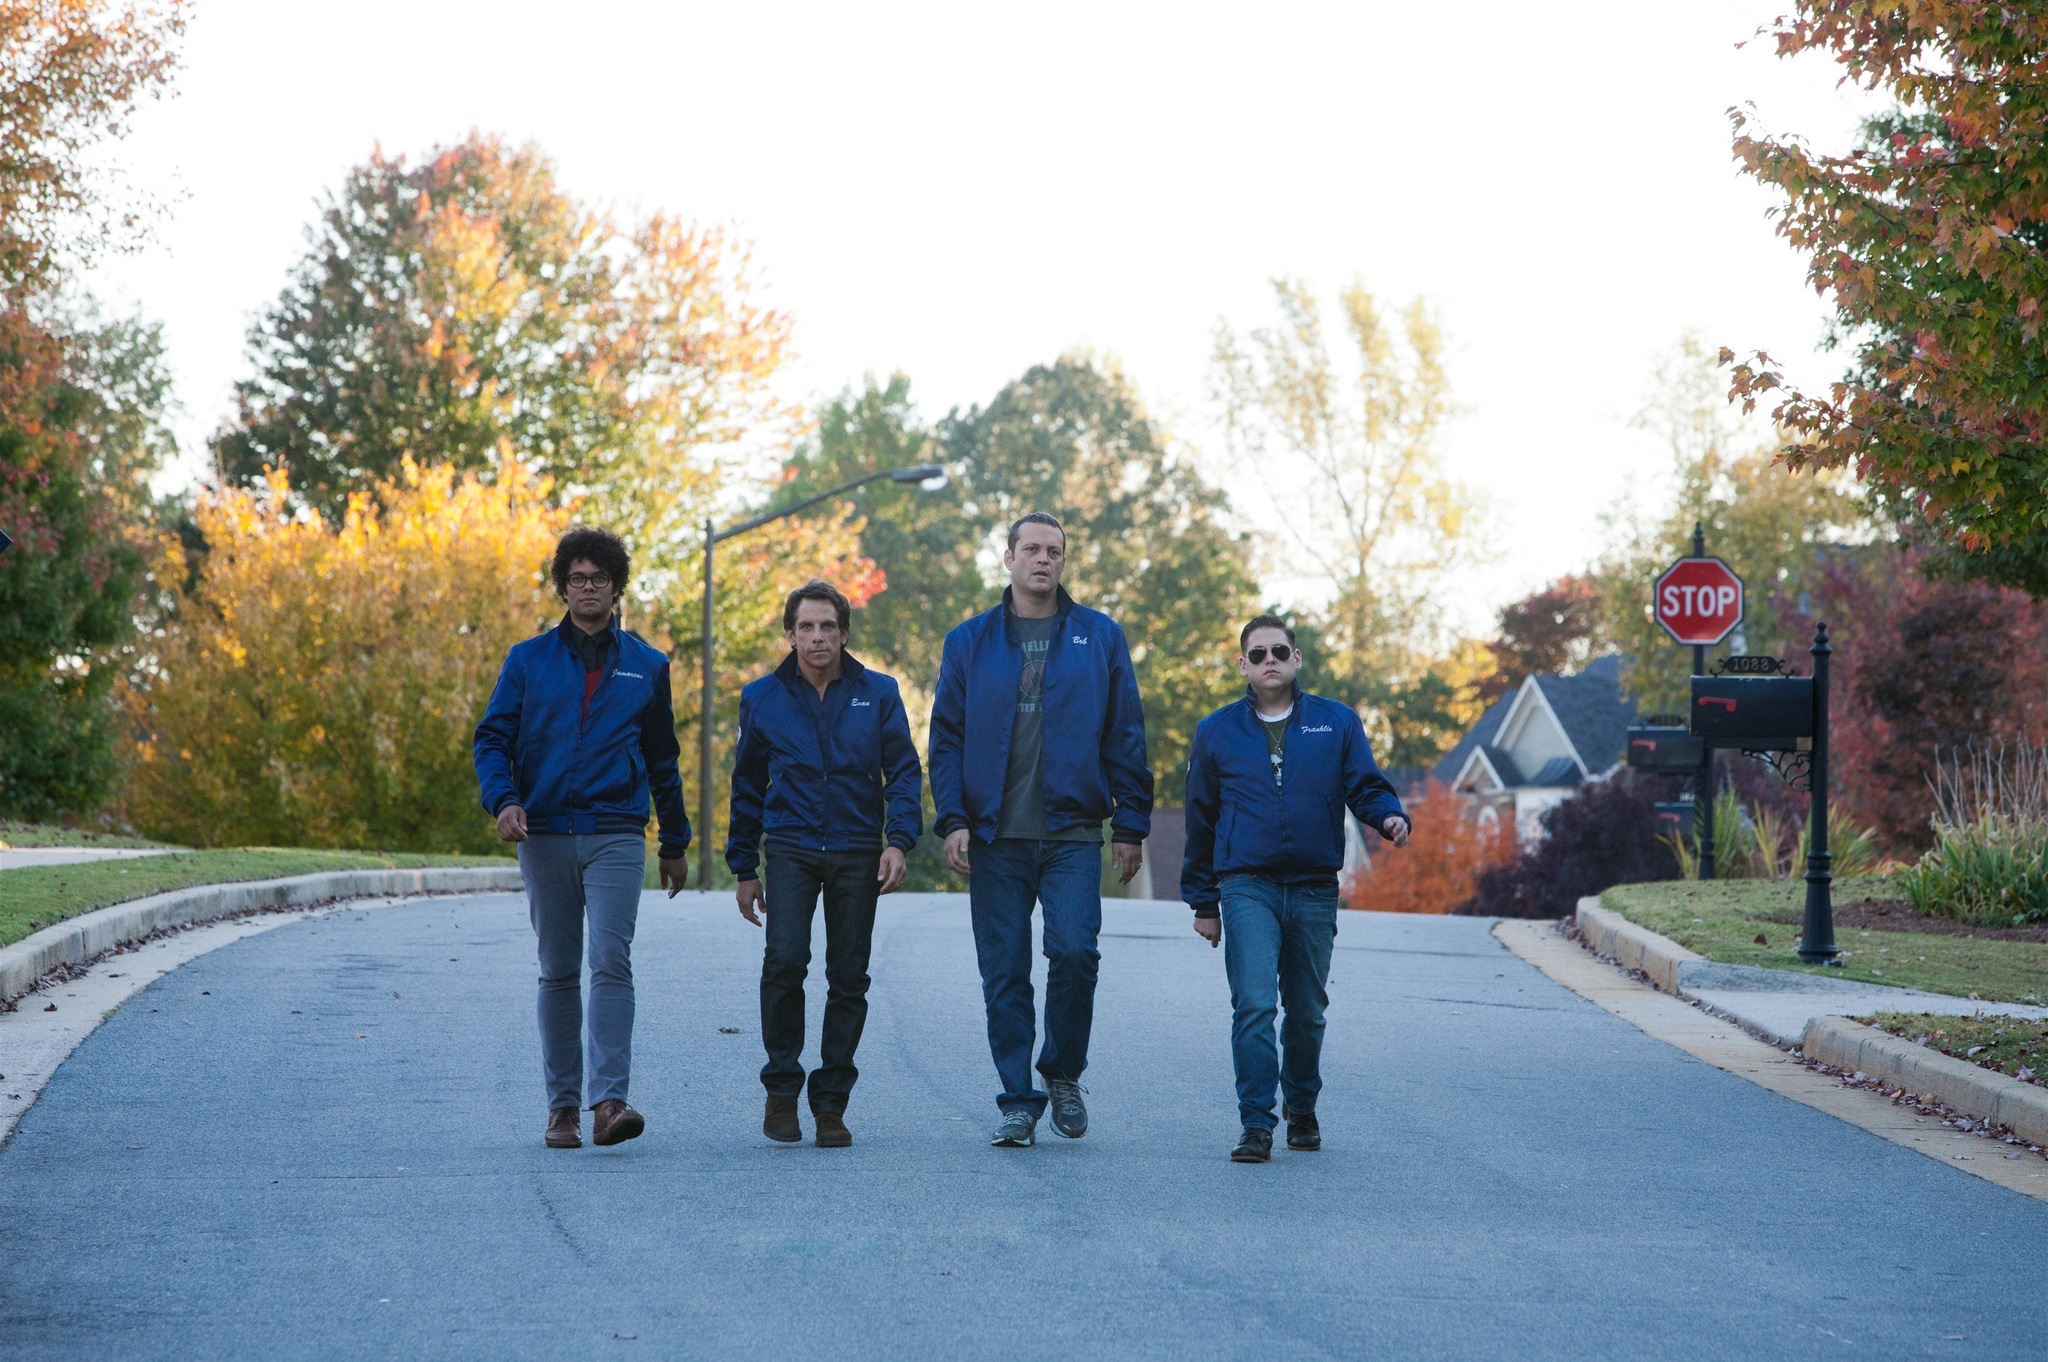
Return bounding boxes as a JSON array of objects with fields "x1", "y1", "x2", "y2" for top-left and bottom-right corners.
[
  {"x1": 1231, "y1": 1127, "x2": 1273, "y2": 1163},
  {"x1": 763, "y1": 1095, "x2": 802, "y2": 1143}
]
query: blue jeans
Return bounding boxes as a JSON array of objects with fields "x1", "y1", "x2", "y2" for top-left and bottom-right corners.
[
  {"x1": 968, "y1": 837, "x2": 1103, "y2": 1117},
  {"x1": 1220, "y1": 873, "x2": 1339, "y2": 1130},
  {"x1": 518, "y1": 833, "x2": 646, "y2": 1110}
]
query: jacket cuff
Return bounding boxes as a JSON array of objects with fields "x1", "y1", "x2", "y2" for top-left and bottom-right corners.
[
  {"x1": 1191, "y1": 902, "x2": 1220, "y2": 919},
  {"x1": 888, "y1": 832, "x2": 917, "y2": 854},
  {"x1": 934, "y1": 814, "x2": 966, "y2": 838},
  {"x1": 657, "y1": 842, "x2": 689, "y2": 861},
  {"x1": 734, "y1": 871, "x2": 759, "y2": 884},
  {"x1": 1110, "y1": 831, "x2": 1145, "y2": 846},
  {"x1": 490, "y1": 793, "x2": 518, "y2": 816}
]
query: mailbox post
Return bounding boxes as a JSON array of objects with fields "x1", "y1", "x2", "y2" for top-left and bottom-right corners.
[{"x1": 1800, "y1": 624, "x2": 1837, "y2": 962}]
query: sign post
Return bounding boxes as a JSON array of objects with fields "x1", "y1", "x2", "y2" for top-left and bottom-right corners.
[{"x1": 1653, "y1": 524, "x2": 1743, "y2": 881}]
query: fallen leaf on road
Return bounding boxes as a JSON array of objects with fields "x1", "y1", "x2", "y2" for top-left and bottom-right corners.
[
  {"x1": 354, "y1": 1032, "x2": 367, "y2": 1039},
  {"x1": 718, "y1": 1026, "x2": 740, "y2": 1034},
  {"x1": 42, "y1": 1004, "x2": 54, "y2": 1012}
]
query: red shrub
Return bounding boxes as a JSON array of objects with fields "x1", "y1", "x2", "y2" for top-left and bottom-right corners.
[{"x1": 1347, "y1": 779, "x2": 1514, "y2": 914}]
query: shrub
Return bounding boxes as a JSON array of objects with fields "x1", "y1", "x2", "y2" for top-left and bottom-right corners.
[
  {"x1": 1899, "y1": 744, "x2": 2048, "y2": 927},
  {"x1": 1669, "y1": 785, "x2": 1881, "y2": 880},
  {"x1": 1462, "y1": 774, "x2": 1683, "y2": 919},
  {"x1": 1346, "y1": 779, "x2": 1513, "y2": 914}
]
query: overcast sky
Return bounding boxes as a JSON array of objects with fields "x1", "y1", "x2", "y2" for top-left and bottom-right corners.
[{"x1": 92, "y1": 1, "x2": 1872, "y2": 632}]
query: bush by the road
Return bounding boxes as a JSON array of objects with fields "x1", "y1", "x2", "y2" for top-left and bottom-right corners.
[
  {"x1": 1463, "y1": 774, "x2": 1683, "y2": 918},
  {"x1": 1348, "y1": 779, "x2": 1511, "y2": 914},
  {"x1": 1900, "y1": 744, "x2": 2048, "y2": 929}
]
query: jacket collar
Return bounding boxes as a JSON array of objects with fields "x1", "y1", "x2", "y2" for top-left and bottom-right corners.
[
  {"x1": 1243, "y1": 681, "x2": 1303, "y2": 715},
  {"x1": 999, "y1": 584, "x2": 1075, "y2": 634},
  {"x1": 774, "y1": 647, "x2": 865, "y2": 690},
  {"x1": 555, "y1": 612, "x2": 620, "y2": 649}
]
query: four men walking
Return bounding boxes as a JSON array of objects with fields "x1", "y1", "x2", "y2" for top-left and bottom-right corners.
[{"x1": 477, "y1": 522, "x2": 1406, "y2": 1160}]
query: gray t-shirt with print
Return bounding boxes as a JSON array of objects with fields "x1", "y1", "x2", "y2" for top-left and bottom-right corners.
[{"x1": 995, "y1": 612, "x2": 1099, "y2": 842}]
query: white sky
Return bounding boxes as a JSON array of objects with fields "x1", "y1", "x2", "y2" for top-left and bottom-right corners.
[{"x1": 92, "y1": 0, "x2": 1872, "y2": 635}]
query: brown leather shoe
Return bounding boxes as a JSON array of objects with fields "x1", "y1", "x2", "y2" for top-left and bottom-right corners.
[
  {"x1": 763, "y1": 1095, "x2": 802, "y2": 1143},
  {"x1": 814, "y1": 1110, "x2": 851, "y2": 1148},
  {"x1": 545, "y1": 1106, "x2": 581, "y2": 1149},
  {"x1": 590, "y1": 1098, "x2": 645, "y2": 1146}
]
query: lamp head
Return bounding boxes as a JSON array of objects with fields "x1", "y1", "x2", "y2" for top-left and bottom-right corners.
[{"x1": 890, "y1": 463, "x2": 947, "y2": 491}]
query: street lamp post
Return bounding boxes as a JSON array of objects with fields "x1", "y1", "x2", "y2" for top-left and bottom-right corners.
[{"x1": 694, "y1": 463, "x2": 947, "y2": 888}]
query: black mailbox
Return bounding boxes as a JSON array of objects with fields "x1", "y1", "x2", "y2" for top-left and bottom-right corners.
[
  {"x1": 1653, "y1": 800, "x2": 1695, "y2": 842},
  {"x1": 1625, "y1": 725, "x2": 1704, "y2": 771},
  {"x1": 1689, "y1": 675, "x2": 1814, "y2": 751}
]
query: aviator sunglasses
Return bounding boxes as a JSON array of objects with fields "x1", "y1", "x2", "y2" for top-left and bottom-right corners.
[{"x1": 1245, "y1": 644, "x2": 1294, "y2": 664}]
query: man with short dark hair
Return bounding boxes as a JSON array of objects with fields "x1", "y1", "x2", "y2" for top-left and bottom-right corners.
[
  {"x1": 930, "y1": 511, "x2": 1152, "y2": 1148},
  {"x1": 1182, "y1": 614, "x2": 1410, "y2": 1163},
  {"x1": 728, "y1": 579, "x2": 922, "y2": 1148},
  {"x1": 474, "y1": 527, "x2": 691, "y2": 1150}
]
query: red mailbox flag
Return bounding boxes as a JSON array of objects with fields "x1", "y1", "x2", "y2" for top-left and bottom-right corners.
[{"x1": 1653, "y1": 556, "x2": 1743, "y2": 646}]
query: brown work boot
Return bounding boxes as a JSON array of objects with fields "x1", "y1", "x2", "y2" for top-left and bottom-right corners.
[
  {"x1": 590, "y1": 1098, "x2": 645, "y2": 1146},
  {"x1": 545, "y1": 1106, "x2": 582, "y2": 1149},
  {"x1": 814, "y1": 1110, "x2": 852, "y2": 1148},
  {"x1": 763, "y1": 1095, "x2": 802, "y2": 1143}
]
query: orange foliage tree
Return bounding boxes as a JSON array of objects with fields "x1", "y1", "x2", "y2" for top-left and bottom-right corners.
[
  {"x1": 124, "y1": 461, "x2": 565, "y2": 852},
  {"x1": 1345, "y1": 779, "x2": 1512, "y2": 914}
]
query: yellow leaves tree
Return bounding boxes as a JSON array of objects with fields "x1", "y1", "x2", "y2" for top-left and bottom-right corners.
[{"x1": 124, "y1": 460, "x2": 565, "y2": 852}]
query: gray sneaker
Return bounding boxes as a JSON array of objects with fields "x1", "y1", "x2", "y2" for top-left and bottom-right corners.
[
  {"x1": 990, "y1": 1109, "x2": 1037, "y2": 1148},
  {"x1": 1046, "y1": 1078, "x2": 1088, "y2": 1139}
]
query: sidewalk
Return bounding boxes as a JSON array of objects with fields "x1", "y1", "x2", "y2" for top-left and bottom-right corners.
[{"x1": 0, "y1": 848, "x2": 177, "y2": 871}]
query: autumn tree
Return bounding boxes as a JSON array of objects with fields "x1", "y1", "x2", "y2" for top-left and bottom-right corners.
[
  {"x1": 1211, "y1": 279, "x2": 1489, "y2": 765},
  {"x1": 124, "y1": 462, "x2": 568, "y2": 851},
  {"x1": 1479, "y1": 576, "x2": 1605, "y2": 703},
  {"x1": 1726, "y1": 5, "x2": 2048, "y2": 592}
]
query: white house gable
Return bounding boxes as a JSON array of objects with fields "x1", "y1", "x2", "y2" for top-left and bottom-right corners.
[{"x1": 1494, "y1": 678, "x2": 1583, "y2": 780}]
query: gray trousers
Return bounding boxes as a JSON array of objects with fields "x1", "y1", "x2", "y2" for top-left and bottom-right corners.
[{"x1": 518, "y1": 833, "x2": 646, "y2": 1110}]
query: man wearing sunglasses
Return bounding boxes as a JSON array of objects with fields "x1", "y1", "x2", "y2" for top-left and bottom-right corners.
[
  {"x1": 1181, "y1": 614, "x2": 1409, "y2": 1163},
  {"x1": 475, "y1": 527, "x2": 692, "y2": 1152}
]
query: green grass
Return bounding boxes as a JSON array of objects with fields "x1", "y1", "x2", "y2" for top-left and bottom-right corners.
[
  {"x1": 0, "y1": 848, "x2": 508, "y2": 948},
  {"x1": 1599, "y1": 877, "x2": 2048, "y2": 1005},
  {"x1": 0, "y1": 820, "x2": 178, "y2": 850},
  {"x1": 1862, "y1": 1012, "x2": 2048, "y2": 1085}
]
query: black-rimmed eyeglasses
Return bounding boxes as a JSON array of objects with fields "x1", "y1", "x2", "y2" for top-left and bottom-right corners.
[
  {"x1": 568, "y1": 572, "x2": 612, "y2": 590},
  {"x1": 1246, "y1": 644, "x2": 1294, "y2": 664}
]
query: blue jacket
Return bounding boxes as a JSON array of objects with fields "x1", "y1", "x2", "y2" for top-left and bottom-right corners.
[
  {"x1": 1181, "y1": 686, "x2": 1405, "y2": 911},
  {"x1": 472, "y1": 616, "x2": 692, "y2": 857},
  {"x1": 725, "y1": 651, "x2": 923, "y2": 880},
  {"x1": 929, "y1": 587, "x2": 1152, "y2": 845}
]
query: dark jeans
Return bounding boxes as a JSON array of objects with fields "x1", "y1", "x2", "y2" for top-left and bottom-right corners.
[
  {"x1": 1219, "y1": 872, "x2": 1339, "y2": 1130},
  {"x1": 760, "y1": 846, "x2": 882, "y2": 1114},
  {"x1": 968, "y1": 837, "x2": 1102, "y2": 1118}
]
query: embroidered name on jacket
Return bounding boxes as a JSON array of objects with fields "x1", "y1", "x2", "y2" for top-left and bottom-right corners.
[
  {"x1": 1299, "y1": 724, "x2": 1334, "y2": 733},
  {"x1": 612, "y1": 670, "x2": 645, "y2": 679},
  {"x1": 850, "y1": 699, "x2": 872, "y2": 707},
  {"x1": 1071, "y1": 635, "x2": 1088, "y2": 644}
]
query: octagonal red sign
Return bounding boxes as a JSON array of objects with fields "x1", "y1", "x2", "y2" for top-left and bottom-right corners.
[{"x1": 1653, "y1": 556, "x2": 1744, "y2": 646}]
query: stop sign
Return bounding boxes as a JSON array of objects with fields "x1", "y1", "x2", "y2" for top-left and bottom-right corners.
[{"x1": 1653, "y1": 556, "x2": 1743, "y2": 645}]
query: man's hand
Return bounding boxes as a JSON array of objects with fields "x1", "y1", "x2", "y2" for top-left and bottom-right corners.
[
  {"x1": 1380, "y1": 815, "x2": 1411, "y2": 848},
  {"x1": 659, "y1": 856, "x2": 688, "y2": 898},
  {"x1": 1193, "y1": 915, "x2": 1221, "y2": 948},
  {"x1": 1111, "y1": 840, "x2": 1143, "y2": 885},
  {"x1": 944, "y1": 829, "x2": 971, "y2": 876},
  {"x1": 736, "y1": 879, "x2": 764, "y2": 926},
  {"x1": 495, "y1": 803, "x2": 528, "y2": 842},
  {"x1": 877, "y1": 847, "x2": 907, "y2": 895}
]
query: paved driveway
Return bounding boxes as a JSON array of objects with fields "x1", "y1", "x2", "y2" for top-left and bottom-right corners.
[{"x1": 2, "y1": 893, "x2": 2043, "y2": 1360}]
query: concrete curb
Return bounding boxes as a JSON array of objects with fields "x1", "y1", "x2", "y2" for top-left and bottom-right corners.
[
  {"x1": 1801, "y1": 1015, "x2": 2048, "y2": 1148},
  {"x1": 1, "y1": 866, "x2": 523, "y2": 1006},
  {"x1": 1572, "y1": 900, "x2": 1701, "y2": 993}
]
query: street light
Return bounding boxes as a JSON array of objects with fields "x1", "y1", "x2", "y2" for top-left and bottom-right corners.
[{"x1": 695, "y1": 463, "x2": 948, "y2": 887}]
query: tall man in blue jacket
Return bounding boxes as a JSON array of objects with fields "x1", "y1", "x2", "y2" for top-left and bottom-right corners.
[
  {"x1": 474, "y1": 527, "x2": 691, "y2": 1151},
  {"x1": 930, "y1": 512, "x2": 1152, "y2": 1149},
  {"x1": 1182, "y1": 614, "x2": 1410, "y2": 1164},
  {"x1": 727, "y1": 580, "x2": 923, "y2": 1149}
]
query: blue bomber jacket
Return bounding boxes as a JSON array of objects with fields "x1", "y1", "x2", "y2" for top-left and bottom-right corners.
[
  {"x1": 724, "y1": 650, "x2": 923, "y2": 881},
  {"x1": 1180, "y1": 686, "x2": 1406, "y2": 914},
  {"x1": 472, "y1": 616, "x2": 692, "y2": 857},
  {"x1": 928, "y1": 586, "x2": 1152, "y2": 845}
]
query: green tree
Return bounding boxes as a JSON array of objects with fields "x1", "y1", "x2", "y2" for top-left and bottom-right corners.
[
  {"x1": 1726, "y1": 4, "x2": 2048, "y2": 591},
  {"x1": 0, "y1": 308, "x2": 176, "y2": 817},
  {"x1": 1211, "y1": 278, "x2": 1488, "y2": 764}
]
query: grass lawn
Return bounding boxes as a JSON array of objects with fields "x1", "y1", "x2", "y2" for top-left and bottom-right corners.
[
  {"x1": 0, "y1": 848, "x2": 508, "y2": 949},
  {"x1": 1862, "y1": 1012, "x2": 2048, "y2": 1087},
  {"x1": 0, "y1": 820, "x2": 177, "y2": 850},
  {"x1": 1599, "y1": 877, "x2": 2048, "y2": 1005}
]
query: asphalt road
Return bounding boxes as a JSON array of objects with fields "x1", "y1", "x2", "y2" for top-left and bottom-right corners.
[{"x1": 2, "y1": 892, "x2": 2044, "y2": 1361}]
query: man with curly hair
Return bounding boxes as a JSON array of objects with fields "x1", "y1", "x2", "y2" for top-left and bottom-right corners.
[{"x1": 474, "y1": 526, "x2": 691, "y2": 1150}]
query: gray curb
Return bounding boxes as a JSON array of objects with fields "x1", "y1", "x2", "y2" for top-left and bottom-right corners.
[
  {"x1": 1573, "y1": 900, "x2": 1701, "y2": 993},
  {"x1": 1801, "y1": 1016, "x2": 2048, "y2": 1147},
  {"x1": 1, "y1": 866, "x2": 523, "y2": 1006}
]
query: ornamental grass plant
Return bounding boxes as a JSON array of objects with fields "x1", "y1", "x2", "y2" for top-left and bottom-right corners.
[
  {"x1": 1666, "y1": 786, "x2": 1880, "y2": 881},
  {"x1": 1899, "y1": 743, "x2": 2048, "y2": 927}
]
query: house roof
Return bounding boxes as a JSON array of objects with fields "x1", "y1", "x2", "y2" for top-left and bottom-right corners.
[{"x1": 1431, "y1": 653, "x2": 1637, "y2": 791}]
